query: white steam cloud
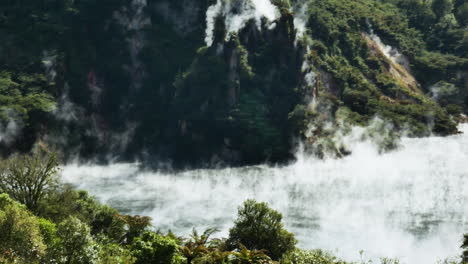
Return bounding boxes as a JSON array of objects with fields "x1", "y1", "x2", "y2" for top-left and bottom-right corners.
[
  {"x1": 292, "y1": 0, "x2": 309, "y2": 42},
  {"x1": 366, "y1": 21, "x2": 410, "y2": 70},
  {"x1": 301, "y1": 46, "x2": 316, "y2": 92},
  {"x1": 291, "y1": 1, "x2": 316, "y2": 99},
  {"x1": 114, "y1": 0, "x2": 150, "y2": 90},
  {"x1": 0, "y1": 118, "x2": 22, "y2": 145},
  {"x1": 205, "y1": 0, "x2": 280, "y2": 46},
  {"x1": 62, "y1": 124, "x2": 468, "y2": 264},
  {"x1": 42, "y1": 50, "x2": 57, "y2": 82},
  {"x1": 52, "y1": 83, "x2": 83, "y2": 123}
]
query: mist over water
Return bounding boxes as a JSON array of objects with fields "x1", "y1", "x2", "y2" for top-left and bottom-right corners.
[{"x1": 61, "y1": 124, "x2": 468, "y2": 264}]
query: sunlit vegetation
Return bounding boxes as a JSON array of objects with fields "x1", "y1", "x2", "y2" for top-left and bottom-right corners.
[{"x1": 301, "y1": 0, "x2": 466, "y2": 140}]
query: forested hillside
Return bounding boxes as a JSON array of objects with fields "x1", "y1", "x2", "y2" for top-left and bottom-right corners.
[{"x1": 0, "y1": 0, "x2": 467, "y2": 166}]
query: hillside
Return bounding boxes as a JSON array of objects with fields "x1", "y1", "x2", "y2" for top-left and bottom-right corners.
[{"x1": 0, "y1": 0, "x2": 467, "y2": 166}]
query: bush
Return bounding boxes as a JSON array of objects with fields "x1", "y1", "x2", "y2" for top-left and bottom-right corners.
[
  {"x1": 97, "y1": 243, "x2": 136, "y2": 264},
  {"x1": 130, "y1": 231, "x2": 184, "y2": 264},
  {"x1": 281, "y1": 249, "x2": 346, "y2": 264},
  {"x1": 56, "y1": 216, "x2": 98, "y2": 264},
  {"x1": 40, "y1": 188, "x2": 129, "y2": 243},
  {"x1": 0, "y1": 148, "x2": 60, "y2": 213},
  {"x1": 0, "y1": 193, "x2": 46, "y2": 263},
  {"x1": 226, "y1": 199, "x2": 297, "y2": 260}
]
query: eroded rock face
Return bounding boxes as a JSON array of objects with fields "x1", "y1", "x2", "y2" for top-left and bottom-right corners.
[
  {"x1": 363, "y1": 33, "x2": 420, "y2": 94},
  {"x1": 166, "y1": 3, "x2": 305, "y2": 165}
]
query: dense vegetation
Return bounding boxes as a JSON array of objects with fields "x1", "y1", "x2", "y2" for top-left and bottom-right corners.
[{"x1": 0, "y1": 0, "x2": 466, "y2": 166}]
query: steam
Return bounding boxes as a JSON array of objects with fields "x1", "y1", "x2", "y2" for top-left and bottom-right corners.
[
  {"x1": 366, "y1": 21, "x2": 410, "y2": 70},
  {"x1": 205, "y1": 0, "x2": 280, "y2": 46},
  {"x1": 429, "y1": 81, "x2": 458, "y2": 102},
  {"x1": 291, "y1": 0, "x2": 316, "y2": 103},
  {"x1": 52, "y1": 83, "x2": 83, "y2": 123},
  {"x1": 304, "y1": 113, "x2": 400, "y2": 158},
  {"x1": 0, "y1": 118, "x2": 22, "y2": 145},
  {"x1": 301, "y1": 47, "x2": 316, "y2": 96},
  {"x1": 42, "y1": 50, "x2": 57, "y2": 82},
  {"x1": 114, "y1": 0, "x2": 150, "y2": 90},
  {"x1": 62, "y1": 124, "x2": 468, "y2": 264},
  {"x1": 292, "y1": 0, "x2": 309, "y2": 42}
]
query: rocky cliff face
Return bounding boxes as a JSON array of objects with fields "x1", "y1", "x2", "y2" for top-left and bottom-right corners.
[{"x1": 0, "y1": 0, "x2": 466, "y2": 166}]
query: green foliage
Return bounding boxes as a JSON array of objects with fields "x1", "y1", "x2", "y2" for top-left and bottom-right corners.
[
  {"x1": 432, "y1": 0, "x2": 454, "y2": 18},
  {"x1": 0, "y1": 0, "x2": 466, "y2": 165},
  {"x1": 169, "y1": 19, "x2": 301, "y2": 164},
  {"x1": 37, "y1": 217, "x2": 63, "y2": 263},
  {"x1": 0, "y1": 150, "x2": 155, "y2": 264},
  {"x1": 281, "y1": 249, "x2": 347, "y2": 264},
  {"x1": 38, "y1": 218, "x2": 59, "y2": 247},
  {"x1": 0, "y1": 193, "x2": 46, "y2": 263},
  {"x1": 303, "y1": 0, "x2": 461, "y2": 138},
  {"x1": 462, "y1": 234, "x2": 468, "y2": 264},
  {"x1": 181, "y1": 228, "x2": 217, "y2": 264},
  {"x1": 227, "y1": 199, "x2": 297, "y2": 260},
  {"x1": 0, "y1": 148, "x2": 60, "y2": 212},
  {"x1": 116, "y1": 214, "x2": 152, "y2": 244},
  {"x1": 97, "y1": 243, "x2": 136, "y2": 264},
  {"x1": 38, "y1": 187, "x2": 133, "y2": 244},
  {"x1": 456, "y1": 3, "x2": 468, "y2": 26},
  {"x1": 0, "y1": 71, "x2": 55, "y2": 122},
  {"x1": 130, "y1": 231, "x2": 184, "y2": 264},
  {"x1": 228, "y1": 90, "x2": 283, "y2": 161},
  {"x1": 56, "y1": 216, "x2": 98, "y2": 264},
  {"x1": 231, "y1": 244, "x2": 275, "y2": 264}
]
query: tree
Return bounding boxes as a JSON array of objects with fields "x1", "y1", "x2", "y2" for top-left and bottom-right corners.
[
  {"x1": 281, "y1": 249, "x2": 342, "y2": 264},
  {"x1": 0, "y1": 148, "x2": 60, "y2": 212},
  {"x1": 39, "y1": 188, "x2": 129, "y2": 243},
  {"x1": 226, "y1": 199, "x2": 297, "y2": 260},
  {"x1": 116, "y1": 214, "x2": 152, "y2": 244},
  {"x1": 456, "y1": 3, "x2": 468, "y2": 26},
  {"x1": 181, "y1": 228, "x2": 219, "y2": 264},
  {"x1": 56, "y1": 216, "x2": 98, "y2": 264},
  {"x1": 232, "y1": 244, "x2": 274, "y2": 264},
  {"x1": 130, "y1": 231, "x2": 184, "y2": 264},
  {"x1": 97, "y1": 243, "x2": 136, "y2": 264},
  {"x1": 38, "y1": 217, "x2": 62, "y2": 263},
  {"x1": 0, "y1": 193, "x2": 46, "y2": 263},
  {"x1": 432, "y1": 0, "x2": 454, "y2": 18}
]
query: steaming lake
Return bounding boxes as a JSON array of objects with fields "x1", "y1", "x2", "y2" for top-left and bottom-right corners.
[{"x1": 62, "y1": 124, "x2": 468, "y2": 264}]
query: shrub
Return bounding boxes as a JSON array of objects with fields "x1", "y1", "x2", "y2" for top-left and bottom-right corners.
[
  {"x1": 97, "y1": 243, "x2": 136, "y2": 264},
  {"x1": 0, "y1": 193, "x2": 46, "y2": 263},
  {"x1": 281, "y1": 249, "x2": 346, "y2": 264},
  {"x1": 56, "y1": 216, "x2": 98, "y2": 264},
  {"x1": 130, "y1": 231, "x2": 184, "y2": 264},
  {"x1": 0, "y1": 148, "x2": 60, "y2": 212},
  {"x1": 226, "y1": 199, "x2": 297, "y2": 260}
]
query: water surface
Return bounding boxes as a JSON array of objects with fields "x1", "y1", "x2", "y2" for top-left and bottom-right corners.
[{"x1": 62, "y1": 125, "x2": 468, "y2": 264}]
